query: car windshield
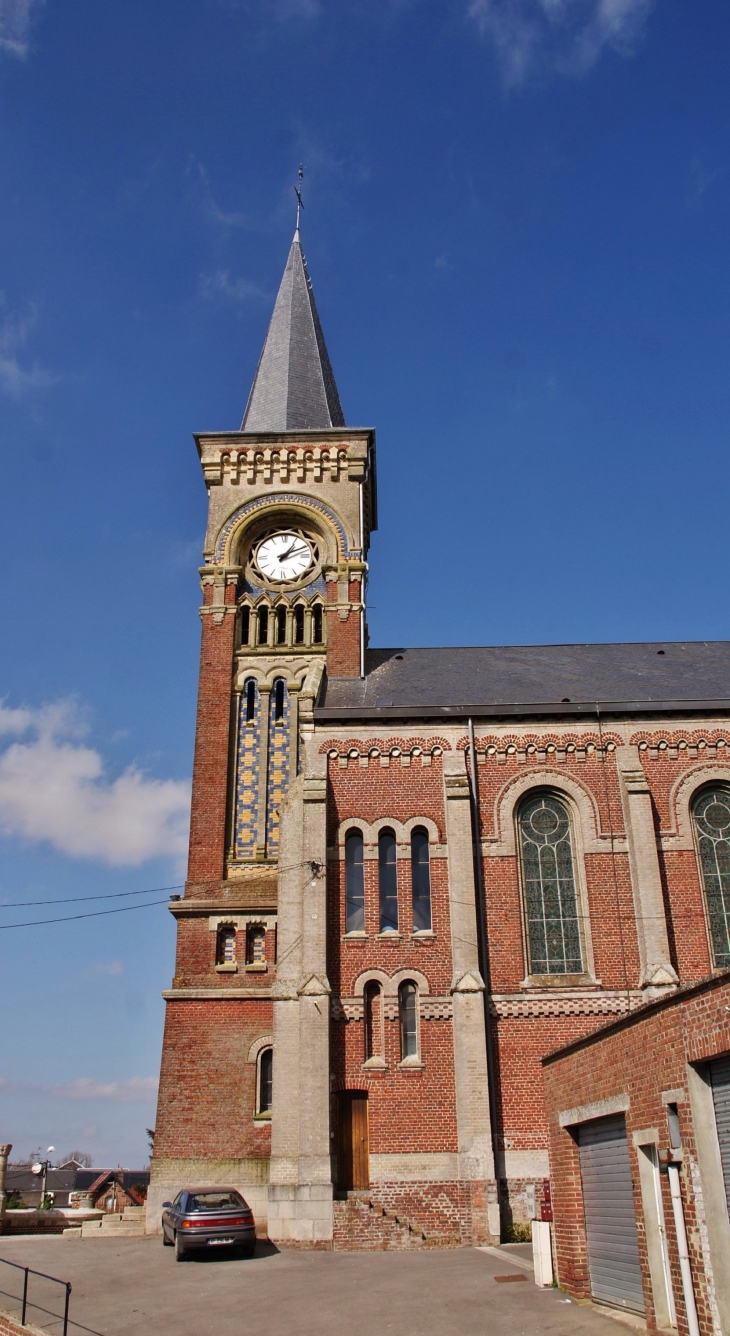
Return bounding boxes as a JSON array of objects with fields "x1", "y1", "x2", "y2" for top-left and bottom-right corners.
[{"x1": 186, "y1": 1192, "x2": 245, "y2": 1212}]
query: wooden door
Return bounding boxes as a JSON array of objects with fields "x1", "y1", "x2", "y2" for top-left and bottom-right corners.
[{"x1": 337, "y1": 1091, "x2": 369, "y2": 1190}]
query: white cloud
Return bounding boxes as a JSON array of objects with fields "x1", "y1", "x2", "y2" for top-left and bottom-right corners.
[
  {"x1": 89, "y1": 960, "x2": 124, "y2": 977},
  {"x1": 0, "y1": 700, "x2": 190, "y2": 867},
  {"x1": 0, "y1": 1075, "x2": 158, "y2": 1103},
  {"x1": 467, "y1": 0, "x2": 654, "y2": 85},
  {"x1": 0, "y1": 0, "x2": 42, "y2": 58},
  {"x1": 198, "y1": 270, "x2": 270, "y2": 304},
  {"x1": 0, "y1": 295, "x2": 58, "y2": 397}
]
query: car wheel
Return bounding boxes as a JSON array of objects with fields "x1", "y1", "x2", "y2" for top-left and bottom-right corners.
[
  {"x1": 174, "y1": 1232, "x2": 187, "y2": 1262},
  {"x1": 239, "y1": 1242, "x2": 256, "y2": 1258},
  {"x1": 162, "y1": 1225, "x2": 173, "y2": 1246}
]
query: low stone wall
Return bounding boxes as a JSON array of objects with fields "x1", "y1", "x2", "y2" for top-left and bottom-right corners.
[{"x1": 1, "y1": 1209, "x2": 102, "y2": 1235}]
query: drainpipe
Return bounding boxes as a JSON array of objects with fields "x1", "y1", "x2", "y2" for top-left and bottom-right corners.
[
  {"x1": 667, "y1": 1160, "x2": 700, "y2": 1336},
  {"x1": 466, "y1": 719, "x2": 500, "y2": 1177}
]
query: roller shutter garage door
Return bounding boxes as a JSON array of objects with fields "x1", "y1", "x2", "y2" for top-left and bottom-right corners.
[
  {"x1": 577, "y1": 1115, "x2": 645, "y2": 1313},
  {"x1": 709, "y1": 1054, "x2": 730, "y2": 1213}
]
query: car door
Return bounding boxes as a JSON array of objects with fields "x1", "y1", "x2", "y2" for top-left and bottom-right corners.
[{"x1": 167, "y1": 1191, "x2": 185, "y2": 1235}]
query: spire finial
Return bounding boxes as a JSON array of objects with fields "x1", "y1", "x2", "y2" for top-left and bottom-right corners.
[{"x1": 294, "y1": 163, "x2": 304, "y2": 233}]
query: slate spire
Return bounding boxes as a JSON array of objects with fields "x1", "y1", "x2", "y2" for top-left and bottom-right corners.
[{"x1": 241, "y1": 230, "x2": 345, "y2": 432}]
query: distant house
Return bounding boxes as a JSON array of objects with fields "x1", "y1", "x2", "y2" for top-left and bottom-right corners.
[{"x1": 6, "y1": 1165, "x2": 149, "y2": 1210}]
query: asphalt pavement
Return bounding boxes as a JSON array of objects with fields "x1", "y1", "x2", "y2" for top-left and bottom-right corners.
[{"x1": 0, "y1": 1235, "x2": 639, "y2": 1336}]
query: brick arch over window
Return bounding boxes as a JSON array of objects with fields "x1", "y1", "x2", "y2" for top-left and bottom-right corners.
[
  {"x1": 335, "y1": 815, "x2": 441, "y2": 851},
  {"x1": 667, "y1": 766, "x2": 730, "y2": 850},
  {"x1": 491, "y1": 770, "x2": 606, "y2": 857},
  {"x1": 247, "y1": 1034, "x2": 274, "y2": 1064},
  {"x1": 352, "y1": 968, "x2": 431, "y2": 999}
]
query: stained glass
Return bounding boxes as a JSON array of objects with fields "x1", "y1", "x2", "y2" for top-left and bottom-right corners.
[
  {"x1": 519, "y1": 794, "x2": 583, "y2": 975},
  {"x1": 692, "y1": 788, "x2": 730, "y2": 969}
]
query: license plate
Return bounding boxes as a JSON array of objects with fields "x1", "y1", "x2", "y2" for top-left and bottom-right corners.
[{"x1": 207, "y1": 1238, "x2": 235, "y2": 1246}]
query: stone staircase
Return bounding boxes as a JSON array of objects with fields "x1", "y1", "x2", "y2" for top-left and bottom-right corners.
[
  {"x1": 333, "y1": 1193, "x2": 461, "y2": 1251},
  {"x1": 81, "y1": 1206, "x2": 146, "y2": 1239}
]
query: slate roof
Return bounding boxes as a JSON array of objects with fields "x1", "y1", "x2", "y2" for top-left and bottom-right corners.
[
  {"x1": 316, "y1": 642, "x2": 730, "y2": 721},
  {"x1": 241, "y1": 230, "x2": 345, "y2": 432}
]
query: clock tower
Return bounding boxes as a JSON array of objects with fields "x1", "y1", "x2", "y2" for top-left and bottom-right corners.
[{"x1": 189, "y1": 226, "x2": 376, "y2": 881}]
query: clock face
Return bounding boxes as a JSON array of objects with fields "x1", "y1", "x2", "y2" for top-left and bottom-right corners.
[{"x1": 256, "y1": 532, "x2": 314, "y2": 582}]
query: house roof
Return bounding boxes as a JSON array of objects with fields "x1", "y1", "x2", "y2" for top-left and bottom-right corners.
[
  {"x1": 241, "y1": 230, "x2": 345, "y2": 433},
  {"x1": 316, "y1": 640, "x2": 730, "y2": 722}
]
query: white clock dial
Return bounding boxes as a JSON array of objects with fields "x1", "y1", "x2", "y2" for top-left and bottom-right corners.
[{"x1": 256, "y1": 532, "x2": 313, "y2": 582}]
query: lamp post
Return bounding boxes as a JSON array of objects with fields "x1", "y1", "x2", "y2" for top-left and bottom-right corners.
[
  {"x1": 31, "y1": 1147, "x2": 54, "y2": 1210},
  {"x1": 0, "y1": 1144, "x2": 11, "y2": 1221}
]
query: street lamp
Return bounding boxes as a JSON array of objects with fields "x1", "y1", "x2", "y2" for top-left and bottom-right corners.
[{"x1": 31, "y1": 1147, "x2": 55, "y2": 1210}]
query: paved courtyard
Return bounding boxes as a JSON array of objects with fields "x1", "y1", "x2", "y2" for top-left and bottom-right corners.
[{"x1": 0, "y1": 1236, "x2": 639, "y2": 1336}]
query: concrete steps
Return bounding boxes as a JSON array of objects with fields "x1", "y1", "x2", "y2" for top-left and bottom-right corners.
[{"x1": 81, "y1": 1206, "x2": 146, "y2": 1239}]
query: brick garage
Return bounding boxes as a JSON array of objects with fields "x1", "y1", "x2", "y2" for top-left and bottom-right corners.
[{"x1": 543, "y1": 971, "x2": 730, "y2": 1335}]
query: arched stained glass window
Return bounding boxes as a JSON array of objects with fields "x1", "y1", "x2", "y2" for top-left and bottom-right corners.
[
  {"x1": 692, "y1": 788, "x2": 730, "y2": 969},
  {"x1": 411, "y1": 828, "x2": 432, "y2": 932},
  {"x1": 518, "y1": 793, "x2": 583, "y2": 976},
  {"x1": 345, "y1": 830, "x2": 365, "y2": 933},
  {"x1": 378, "y1": 829, "x2": 398, "y2": 932}
]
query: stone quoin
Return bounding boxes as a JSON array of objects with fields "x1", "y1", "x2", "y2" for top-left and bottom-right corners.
[{"x1": 150, "y1": 222, "x2": 730, "y2": 1253}]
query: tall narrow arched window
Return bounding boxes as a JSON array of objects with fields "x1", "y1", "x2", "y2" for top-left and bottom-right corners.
[
  {"x1": 276, "y1": 606, "x2": 287, "y2": 645},
  {"x1": 411, "y1": 828, "x2": 432, "y2": 932},
  {"x1": 378, "y1": 830, "x2": 398, "y2": 932},
  {"x1": 692, "y1": 788, "x2": 730, "y2": 969},
  {"x1": 364, "y1": 981, "x2": 383, "y2": 1062},
  {"x1": 258, "y1": 1048, "x2": 273, "y2": 1115},
  {"x1": 257, "y1": 606, "x2": 269, "y2": 645},
  {"x1": 273, "y1": 678, "x2": 285, "y2": 722},
  {"x1": 240, "y1": 607, "x2": 250, "y2": 646},
  {"x1": 217, "y1": 926, "x2": 236, "y2": 964},
  {"x1": 312, "y1": 604, "x2": 323, "y2": 644},
  {"x1": 518, "y1": 793, "x2": 583, "y2": 976},
  {"x1": 399, "y1": 981, "x2": 418, "y2": 1060},
  {"x1": 244, "y1": 678, "x2": 257, "y2": 723},
  {"x1": 294, "y1": 605, "x2": 305, "y2": 645},
  {"x1": 345, "y1": 830, "x2": 365, "y2": 933}
]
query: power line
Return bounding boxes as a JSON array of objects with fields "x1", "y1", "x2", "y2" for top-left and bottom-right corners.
[
  {"x1": 0, "y1": 884, "x2": 184, "y2": 910},
  {"x1": 0, "y1": 899, "x2": 171, "y2": 930}
]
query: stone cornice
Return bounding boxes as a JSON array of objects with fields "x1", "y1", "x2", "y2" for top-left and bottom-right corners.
[{"x1": 162, "y1": 988, "x2": 273, "y2": 1000}]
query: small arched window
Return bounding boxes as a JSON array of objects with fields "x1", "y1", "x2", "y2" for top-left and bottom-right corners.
[
  {"x1": 246, "y1": 925, "x2": 266, "y2": 965},
  {"x1": 294, "y1": 605, "x2": 305, "y2": 645},
  {"x1": 399, "y1": 981, "x2": 418, "y2": 1060},
  {"x1": 258, "y1": 1048, "x2": 273, "y2": 1115},
  {"x1": 257, "y1": 606, "x2": 269, "y2": 645},
  {"x1": 217, "y1": 926, "x2": 236, "y2": 964},
  {"x1": 240, "y1": 607, "x2": 250, "y2": 646},
  {"x1": 244, "y1": 678, "x2": 256, "y2": 723},
  {"x1": 273, "y1": 679, "x2": 285, "y2": 722},
  {"x1": 276, "y1": 606, "x2": 287, "y2": 645},
  {"x1": 345, "y1": 830, "x2": 365, "y2": 933},
  {"x1": 518, "y1": 793, "x2": 583, "y2": 976},
  {"x1": 378, "y1": 829, "x2": 398, "y2": 933},
  {"x1": 411, "y1": 828, "x2": 432, "y2": 932},
  {"x1": 312, "y1": 604, "x2": 323, "y2": 644},
  {"x1": 692, "y1": 787, "x2": 730, "y2": 969},
  {"x1": 364, "y1": 981, "x2": 383, "y2": 1062}
]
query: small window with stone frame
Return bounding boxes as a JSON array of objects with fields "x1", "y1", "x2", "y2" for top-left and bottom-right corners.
[
  {"x1": 246, "y1": 925, "x2": 266, "y2": 966},
  {"x1": 217, "y1": 926, "x2": 236, "y2": 965}
]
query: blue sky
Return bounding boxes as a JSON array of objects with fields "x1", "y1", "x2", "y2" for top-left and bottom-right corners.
[{"x1": 1, "y1": 0, "x2": 729, "y2": 1167}]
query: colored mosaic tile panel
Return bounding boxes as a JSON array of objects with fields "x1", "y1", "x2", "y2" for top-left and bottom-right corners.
[
  {"x1": 235, "y1": 680, "x2": 261, "y2": 859},
  {"x1": 266, "y1": 678, "x2": 291, "y2": 855}
]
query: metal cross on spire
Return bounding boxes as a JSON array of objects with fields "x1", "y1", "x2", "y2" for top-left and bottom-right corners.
[{"x1": 294, "y1": 163, "x2": 304, "y2": 231}]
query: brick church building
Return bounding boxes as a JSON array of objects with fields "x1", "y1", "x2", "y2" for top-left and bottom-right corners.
[{"x1": 150, "y1": 225, "x2": 730, "y2": 1249}]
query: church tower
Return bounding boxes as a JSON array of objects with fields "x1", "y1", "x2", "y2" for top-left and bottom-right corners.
[{"x1": 150, "y1": 229, "x2": 376, "y2": 1232}]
